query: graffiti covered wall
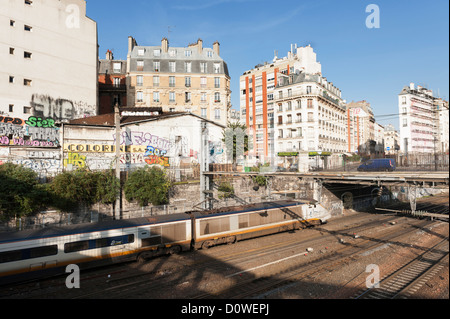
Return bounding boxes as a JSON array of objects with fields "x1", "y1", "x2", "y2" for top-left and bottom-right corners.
[{"x1": 0, "y1": 115, "x2": 61, "y2": 174}]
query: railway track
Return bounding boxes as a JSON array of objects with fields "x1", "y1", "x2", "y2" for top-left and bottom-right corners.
[
  {"x1": 353, "y1": 237, "x2": 449, "y2": 299},
  {"x1": 192, "y1": 218, "x2": 436, "y2": 299},
  {"x1": 1, "y1": 209, "x2": 446, "y2": 299}
]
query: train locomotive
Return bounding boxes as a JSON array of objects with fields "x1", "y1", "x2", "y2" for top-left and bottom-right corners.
[{"x1": 0, "y1": 200, "x2": 330, "y2": 285}]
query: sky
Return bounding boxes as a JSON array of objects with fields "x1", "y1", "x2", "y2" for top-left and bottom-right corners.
[{"x1": 86, "y1": 0, "x2": 449, "y2": 130}]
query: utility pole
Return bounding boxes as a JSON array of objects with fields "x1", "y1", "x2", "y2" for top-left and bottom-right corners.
[
  {"x1": 200, "y1": 121, "x2": 211, "y2": 210},
  {"x1": 114, "y1": 104, "x2": 121, "y2": 220}
]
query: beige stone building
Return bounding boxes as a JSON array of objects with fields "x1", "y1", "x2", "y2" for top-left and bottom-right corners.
[
  {"x1": 0, "y1": 0, "x2": 98, "y2": 121},
  {"x1": 126, "y1": 37, "x2": 231, "y2": 126}
]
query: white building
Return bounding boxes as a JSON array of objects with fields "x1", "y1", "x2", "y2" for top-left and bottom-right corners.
[
  {"x1": 65, "y1": 112, "x2": 226, "y2": 173},
  {"x1": 398, "y1": 83, "x2": 439, "y2": 154},
  {"x1": 436, "y1": 99, "x2": 449, "y2": 153},
  {"x1": 240, "y1": 44, "x2": 346, "y2": 164},
  {"x1": 0, "y1": 0, "x2": 98, "y2": 121},
  {"x1": 384, "y1": 124, "x2": 399, "y2": 155}
]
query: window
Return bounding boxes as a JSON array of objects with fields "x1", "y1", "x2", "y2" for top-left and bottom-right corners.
[
  {"x1": 0, "y1": 245, "x2": 57, "y2": 264},
  {"x1": 214, "y1": 77, "x2": 220, "y2": 88},
  {"x1": 153, "y1": 61, "x2": 160, "y2": 72},
  {"x1": 9, "y1": 104, "x2": 14, "y2": 112},
  {"x1": 306, "y1": 86, "x2": 312, "y2": 94},
  {"x1": 136, "y1": 75, "x2": 143, "y2": 86},
  {"x1": 153, "y1": 49, "x2": 160, "y2": 56},
  {"x1": 9, "y1": 47, "x2": 15, "y2": 55},
  {"x1": 23, "y1": 106, "x2": 31, "y2": 114},
  {"x1": 169, "y1": 76, "x2": 175, "y2": 87},
  {"x1": 169, "y1": 92, "x2": 175, "y2": 102},
  {"x1": 214, "y1": 92, "x2": 220, "y2": 102},
  {"x1": 137, "y1": 91, "x2": 143, "y2": 102},
  {"x1": 185, "y1": 77, "x2": 191, "y2": 87},
  {"x1": 201, "y1": 108, "x2": 207, "y2": 118},
  {"x1": 25, "y1": 0, "x2": 33, "y2": 5},
  {"x1": 185, "y1": 62, "x2": 192, "y2": 73},
  {"x1": 169, "y1": 49, "x2": 176, "y2": 57},
  {"x1": 307, "y1": 99, "x2": 313, "y2": 108},
  {"x1": 278, "y1": 129, "x2": 283, "y2": 138},
  {"x1": 214, "y1": 63, "x2": 220, "y2": 74},
  {"x1": 64, "y1": 235, "x2": 135, "y2": 253},
  {"x1": 138, "y1": 49, "x2": 145, "y2": 56},
  {"x1": 403, "y1": 118, "x2": 408, "y2": 127},
  {"x1": 137, "y1": 61, "x2": 144, "y2": 71},
  {"x1": 10, "y1": 20, "x2": 15, "y2": 27},
  {"x1": 201, "y1": 92, "x2": 207, "y2": 102},
  {"x1": 153, "y1": 91, "x2": 160, "y2": 102},
  {"x1": 9, "y1": 76, "x2": 14, "y2": 83},
  {"x1": 402, "y1": 96, "x2": 407, "y2": 105},
  {"x1": 185, "y1": 92, "x2": 191, "y2": 102},
  {"x1": 113, "y1": 62, "x2": 121, "y2": 73},
  {"x1": 113, "y1": 77, "x2": 121, "y2": 87},
  {"x1": 200, "y1": 62, "x2": 207, "y2": 73},
  {"x1": 296, "y1": 100, "x2": 301, "y2": 109},
  {"x1": 169, "y1": 61, "x2": 176, "y2": 73},
  {"x1": 185, "y1": 50, "x2": 191, "y2": 57},
  {"x1": 207, "y1": 51, "x2": 213, "y2": 58},
  {"x1": 153, "y1": 76, "x2": 159, "y2": 87},
  {"x1": 201, "y1": 77, "x2": 207, "y2": 88},
  {"x1": 24, "y1": 25, "x2": 32, "y2": 32},
  {"x1": 24, "y1": 79, "x2": 32, "y2": 86},
  {"x1": 214, "y1": 108, "x2": 221, "y2": 120}
]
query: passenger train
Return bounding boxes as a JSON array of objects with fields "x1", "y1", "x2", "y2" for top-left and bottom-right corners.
[{"x1": 0, "y1": 200, "x2": 331, "y2": 285}]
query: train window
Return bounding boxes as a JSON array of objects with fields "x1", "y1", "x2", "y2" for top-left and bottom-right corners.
[
  {"x1": 64, "y1": 235, "x2": 135, "y2": 253},
  {"x1": 0, "y1": 245, "x2": 58, "y2": 264},
  {"x1": 200, "y1": 217, "x2": 230, "y2": 235},
  {"x1": 64, "y1": 240, "x2": 89, "y2": 253},
  {"x1": 29, "y1": 245, "x2": 58, "y2": 259},
  {"x1": 0, "y1": 250, "x2": 23, "y2": 264},
  {"x1": 239, "y1": 215, "x2": 249, "y2": 228}
]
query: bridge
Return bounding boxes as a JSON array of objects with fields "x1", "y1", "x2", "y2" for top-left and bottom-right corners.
[
  {"x1": 203, "y1": 171, "x2": 449, "y2": 188},
  {"x1": 200, "y1": 170, "x2": 449, "y2": 214}
]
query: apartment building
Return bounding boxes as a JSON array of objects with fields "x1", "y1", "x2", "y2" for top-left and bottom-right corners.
[
  {"x1": 398, "y1": 83, "x2": 439, "y2": 154},
  {"x1": 0, "y1": 0, "x2": 98, "y2": 121},
  {"x1": 384, "y1": 124, "x2": 400, "y2": 155},
  {"x1": 240, "y1": 44, "x2": 346, "y2": 162},
  {"x1": 436, "y1": 98, "x2": 449, "y2": 153},
  {"x1": 346, "y1": 100, "x2": 375, "y2": 153},
  {"x1": 98, "y1": 50, "x2": 127, "y2": 115},
  {"x1": 126, "y1": 37, "x2": 231, "y2": 126}
]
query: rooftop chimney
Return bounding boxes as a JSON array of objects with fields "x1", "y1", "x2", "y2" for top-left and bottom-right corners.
[
  {"x1": 128, "y1": 36, "x2": 137, "y2": 54},
  {"x1": 410, "y1": 82, "x2": 415, "y2": 90},
  {"x1": 213, "y1": 41, "x2": 220, "y2": 56},
  {"x1": 161, "y1": 37, "x2": 169, "y2": 53},
  {"x1": 106, "y1": 50, "x2": 113, "y2": 60},
  {"x1": 197, "y1": 38, "x2": 203, "y2": 54}
]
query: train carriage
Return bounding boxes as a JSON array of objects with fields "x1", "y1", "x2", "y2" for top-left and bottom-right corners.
[
  {"x1": 0, "y1": 200, "x2": 331, "y2": 285},
  {"x1": 0, "y1": 213, "x2": 192, "y2": 285},
  {"x1": 192, "y1": 200, "x2": 330, "y2": 249}
]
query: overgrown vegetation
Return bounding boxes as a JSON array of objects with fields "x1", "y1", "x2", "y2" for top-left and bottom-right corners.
[
  {"x1": 218, "y1": 180, "x2": 235, "y2": 199},
  {"x1": 123, "y1": 167, "x2": 171, "y2": 207},
  {"x1": 0, "y1": 164, "x2": 120, "y2": 220},
  {"x1": 0, "y1": 163, "x2": 50, "y2": 220},
  {"x1": 51, "y1": 169, "x2": 120, "y2": 212}
]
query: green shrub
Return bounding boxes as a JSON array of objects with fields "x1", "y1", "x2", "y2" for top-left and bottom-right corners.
[{"x1": 124, "y1": 167, "x2": 171, "y2": 207}]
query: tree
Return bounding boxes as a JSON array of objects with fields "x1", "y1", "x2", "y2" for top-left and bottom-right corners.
[
  {"x1": 222, "y1": 122, "x2": 249, "y2": 166},
  {"x1": 124, "y1": 167, "x2": 171, "y2": 207},
  {"x1": 0, "y1": 163, "x2": 48, "y2": 220}
]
